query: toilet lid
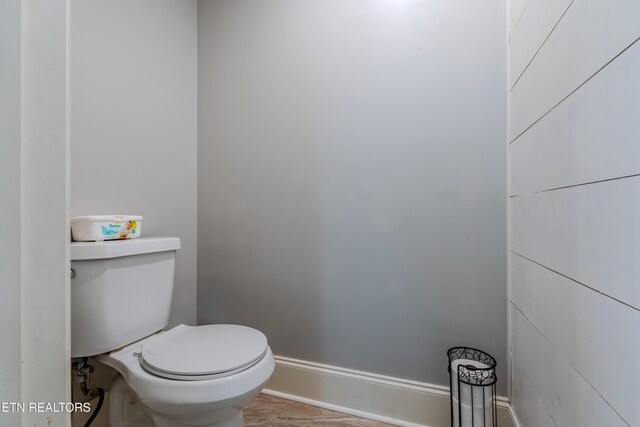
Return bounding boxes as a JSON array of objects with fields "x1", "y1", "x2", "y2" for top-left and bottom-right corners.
[{"x1": 138, "y1": 324, "x2": 268, "y2": 380}]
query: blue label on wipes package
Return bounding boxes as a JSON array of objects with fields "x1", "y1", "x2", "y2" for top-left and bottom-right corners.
[
  {"x1": 100, "y1": 220, "x2": 138, "y2": 239},
  {"x1": 101, "y1": 225, "x2": 119, "y2": 236}
]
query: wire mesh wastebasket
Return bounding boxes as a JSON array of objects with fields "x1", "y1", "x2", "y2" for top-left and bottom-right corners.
[{"x1": 447, "y1": 347, "x2": 497, "y2": 427}]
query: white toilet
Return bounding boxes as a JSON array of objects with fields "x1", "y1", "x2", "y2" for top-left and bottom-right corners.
[{"x1": 70, "y1": 237, "x2": 275, "y2": 427}]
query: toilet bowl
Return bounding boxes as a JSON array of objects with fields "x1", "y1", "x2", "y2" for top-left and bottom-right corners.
[
  {"x1": 70, "y1": 237, "x2": 274, "y2": 427},
  {"x1": 98, "y1": 325, "x2": 275, "y2": 427}
]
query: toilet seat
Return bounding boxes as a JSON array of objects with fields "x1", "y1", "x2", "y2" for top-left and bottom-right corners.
[{"x1": 138, "y1": 324, "x2": 268, "y2": 381}]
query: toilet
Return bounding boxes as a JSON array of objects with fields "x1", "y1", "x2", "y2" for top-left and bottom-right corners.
[{"x1": 70, "y1": 237, "x2": 275, "y2": 427}]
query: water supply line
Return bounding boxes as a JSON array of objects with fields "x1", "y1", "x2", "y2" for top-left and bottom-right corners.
[{"x1": 72, "y1": 357, "x2": 105, "y2": 427}]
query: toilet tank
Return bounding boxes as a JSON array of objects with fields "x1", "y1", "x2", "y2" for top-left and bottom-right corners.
[{"x1": 70, "y1": 237, "x2": 181, "y2": 357}]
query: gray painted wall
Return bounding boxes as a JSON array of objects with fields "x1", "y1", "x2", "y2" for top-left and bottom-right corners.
[
  {"x1": 198, "y1": 0, "x2": 507, "y2": 391},
  {"x1": 70, "y1": 0, "x2": 198, "y2": 326}
]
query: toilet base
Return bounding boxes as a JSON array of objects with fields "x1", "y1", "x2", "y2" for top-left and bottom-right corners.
[{"x1": 108, "y1": 374, "x2": 251, "y2": 427}]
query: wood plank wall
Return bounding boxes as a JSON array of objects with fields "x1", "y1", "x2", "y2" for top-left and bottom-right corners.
[{"x1": 507, "y1": 1, "x2": 640, "y2": 426}]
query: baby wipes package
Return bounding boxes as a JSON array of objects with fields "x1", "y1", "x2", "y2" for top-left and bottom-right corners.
[{"x1": 71, "y1": 215, "x2": 143, "y2": 241}]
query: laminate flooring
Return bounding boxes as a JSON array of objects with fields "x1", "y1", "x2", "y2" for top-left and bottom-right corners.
[{"x1": 244, "y1": 393, "x2": 394, "y2": 427}]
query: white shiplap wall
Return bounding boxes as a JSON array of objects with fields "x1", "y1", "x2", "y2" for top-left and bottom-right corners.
[{"x1": 508, "y1": 1, "x2": 640, "y2": 426}]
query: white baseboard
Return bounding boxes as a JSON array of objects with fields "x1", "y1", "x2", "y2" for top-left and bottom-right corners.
[
  {"x1": 508, "y1": 404, "x2": 523, "y2": 427},
  {"x1": 263, "y1": 356, "x2": 521, "y2": 427}
]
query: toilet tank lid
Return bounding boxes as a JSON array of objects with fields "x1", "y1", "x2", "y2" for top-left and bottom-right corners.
[{"x1": 71, "y1": 237, "x2": 181, "y2": 260}]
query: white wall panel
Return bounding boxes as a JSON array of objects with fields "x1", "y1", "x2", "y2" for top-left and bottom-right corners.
[
  {"x1": 510, "y1": 0, "x2": 640, "y2": 140},
  {"x1": 509, "y1": 0, "x2": 529, "y2": 34},
  {"x1": 509, "y1": 0, "x2": 640, "y2": 425},
  {"x1": 512, "y1": 307, "x2": 628, "y2": 427},
  {"x1": 510, "y1": 40, "x2": 640, "y2": 196},
  {"x1": 0, "y1": 1, "x2": 22, "y2": 424},
  {"x1": 511, "y1": 359, "x2": 555, "y2": 427},
  {"x1": 511, "y1": 255, "x2": 640, "y2": 425},
  {"x1": 511, "y1": 177, "x2": 640, "y2": 309},
  {"x1": 509, "y1": 0, "x2": 572, "y2": 87},
  {"x1": 20, "y1": 0, "x2": 71, "y2": 425}
]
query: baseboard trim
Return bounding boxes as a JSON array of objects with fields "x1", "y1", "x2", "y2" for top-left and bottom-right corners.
[
  {"x1": 508, "y1": 404, "x2": 523, "y2": 427},
  {"x1": 263, "y1": 356, "x2": 520, "y2": 427}
]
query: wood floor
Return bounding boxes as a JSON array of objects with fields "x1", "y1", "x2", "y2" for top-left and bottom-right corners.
[{"x1": 244, "y1": 394, "x2": 393, "y2": 426}]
